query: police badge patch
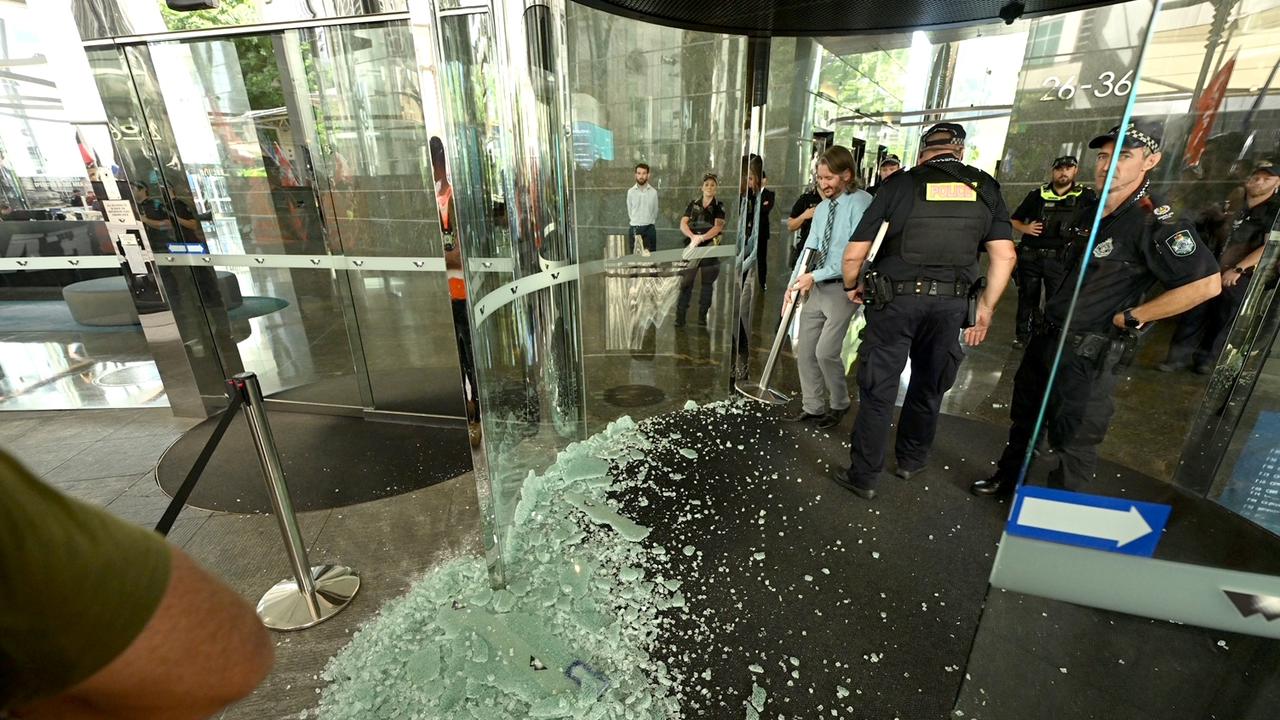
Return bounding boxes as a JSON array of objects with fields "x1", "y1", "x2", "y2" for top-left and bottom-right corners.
[
  {"x1": 1154, "y1": 205, "x2": 1173, "y2": 221},
  {"x1": 1093, "y1": 238, "x2": 1114, "y2": 258},
  {"x1": 1165, "y1": 229, "x2": 1196, "y2": 257}
]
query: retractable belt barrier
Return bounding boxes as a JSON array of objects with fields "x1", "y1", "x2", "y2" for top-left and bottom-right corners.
[{"x1": 154, "y1": 372, "x2": 360, "y2": 631}]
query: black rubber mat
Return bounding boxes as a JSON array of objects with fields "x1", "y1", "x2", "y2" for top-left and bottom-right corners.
[
  {"x1": 613, "y1": 401, "x2": 1218, "y2": 719},
  {"x1": 157, "y1": 411, "x2": 471, "y2": 513},
  {"x1": 611, "y1": 406, "x2": 1012, "y2": 718}
]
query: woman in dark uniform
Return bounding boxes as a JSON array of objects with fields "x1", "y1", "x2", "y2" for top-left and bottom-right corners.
[{"x1": 676, "y1": 173, "x2": 727, "y2": 327}]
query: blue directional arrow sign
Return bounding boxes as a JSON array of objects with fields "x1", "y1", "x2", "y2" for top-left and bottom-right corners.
[{"x1": 1006, "y1": 486, "x2": 1172, "y2": 557}]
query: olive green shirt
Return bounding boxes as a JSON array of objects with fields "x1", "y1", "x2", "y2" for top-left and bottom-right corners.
[{"x1": 0, "y1": 452, "x2": 171, "y2": 710}]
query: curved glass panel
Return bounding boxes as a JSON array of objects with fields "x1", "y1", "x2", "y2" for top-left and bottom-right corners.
[{"x1": 566, "y1": 4, "x2": 749, "y2": 430}]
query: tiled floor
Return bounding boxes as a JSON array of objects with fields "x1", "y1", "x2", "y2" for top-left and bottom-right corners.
[{"x1": 0, "y1": 407, "x2": 483, "y2": 720}]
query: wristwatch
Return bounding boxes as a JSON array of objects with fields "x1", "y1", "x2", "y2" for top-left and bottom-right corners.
[
  {"x1": 1122, "y1": 308, "x2": 1142, "y2": 329},
  {"x1": 843, "y1": 284, "x2": 858, "y2": 292}
]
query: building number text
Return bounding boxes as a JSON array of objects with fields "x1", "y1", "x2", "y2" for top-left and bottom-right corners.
[{"x1": 1040, "y1": 71, "x2": 1134, "y2": 101}]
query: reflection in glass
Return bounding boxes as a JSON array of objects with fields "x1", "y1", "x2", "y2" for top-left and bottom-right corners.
[
  {"x1": 566, "y1": 4, "x2": 749, "y2": 430},
  {"x1": 1207, "y1": 211, "x2": 1280, "y2": 532},
  {"x1": 108, "y1": 21, "x2": 461, "y2": 414},
  {"x1": 0, "y1": 2, "x2": 171, "y2": 411},
  {"x1": 1027, "y1": 0, "x2": 1280, "y2": 497}
]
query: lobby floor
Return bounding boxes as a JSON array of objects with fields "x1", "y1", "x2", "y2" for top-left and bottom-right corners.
[{"x1": 0, "y1": 407, "x2": 483, "y2": 720}]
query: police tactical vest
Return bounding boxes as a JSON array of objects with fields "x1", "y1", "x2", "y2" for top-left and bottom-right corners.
[
  {"x1": 1039, "y1": 184, "x2": 1087, "y2": 243},
  {"x1": 893, "y1": 162, "x2": 992, "y2": 267}
]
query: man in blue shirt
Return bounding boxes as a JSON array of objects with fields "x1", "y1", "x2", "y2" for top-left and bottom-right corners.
[{"x1": 784, "y1": 146, "x2": 873, "y2": 429}]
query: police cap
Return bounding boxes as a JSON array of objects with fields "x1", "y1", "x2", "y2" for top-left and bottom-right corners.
[
  {"x1": 1052, "y1": 155, "x2": 1078, "y2": 168},
  {"x1": 880, "y1": 154, "x2": 902, "y2": 168},
  {"x1": 1253, "y1": 159, "x2": 1279, "y2": 177},
  {"x1": 922, "y1": 123, "x2": 966, "y2": 148},
  {"x1": 1088, "y1": 120, "x2": 1162, "y2": 154}
]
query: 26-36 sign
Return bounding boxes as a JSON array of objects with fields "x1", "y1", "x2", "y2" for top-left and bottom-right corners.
[{"x1": 1040, "y1": 71, "x2": 1134, "y2": 102}]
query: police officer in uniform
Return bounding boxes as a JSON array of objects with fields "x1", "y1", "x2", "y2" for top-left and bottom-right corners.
[
  {"x1": 868, "y1": 155, "x2": 903, "y2": 197},
  {"x1": 1010, "y1": 156, "x2": 1097, "y2": 347},
  {"x1": 1160, "y1": 159, "x2": 1280, "y2": 373},
  {"x1": 972, "y1": 122, "x2": 1222, "y2": 496},
  {"x1": 832, "y1": 123, "x2": 1017, "y2": 500}
]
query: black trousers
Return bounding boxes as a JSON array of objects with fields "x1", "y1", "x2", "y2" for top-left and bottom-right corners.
[
  {"x1": 1015, "y1": 246, "x2": 1070, "y2": 339},
  {"x1": 628, "y1": 224, "x2": 657, "y2": 253},
  {"x1": 995, "y1": 330, "x2": 1121, "y2": 490},
  {"x1": 1164, "y1": 279, "x2": 1249, "y2": 368},
  {"x1": 676, "y1": 259, "x2": 720, "y2": 320},
  {"x1": 847, "y1": 295, "x2": 967, "y2": 488}
]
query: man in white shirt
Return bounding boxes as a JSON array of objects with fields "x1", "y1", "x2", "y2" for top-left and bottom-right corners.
[{"x1": 627, "y1": 162, "x2": 659, "y2": 252}]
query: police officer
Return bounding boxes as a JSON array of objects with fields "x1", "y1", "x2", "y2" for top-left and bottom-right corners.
[
  {"x1": 787, "y1": 184, "x2": 822, "y2": 269},
  {"x1": 1159, "y1": 159, "x2": 1280, "y2": 373},
  {"x1": 868, "y1": 155, "x2": 903, "y2": 197},
  {"x1": 972, "y1": 121, "x2": 1222, "y2": 496},
  {"x1": 1010, "y1": 156, "x2": 1097, "y2": 347},
  {"x1": 832, "y1": 123, "x2": 1017, "y2": 500}
]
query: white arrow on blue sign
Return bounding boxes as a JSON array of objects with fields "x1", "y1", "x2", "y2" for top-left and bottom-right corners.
[{"x1": 1006, "y1": 486, "x2": 1172, "y2": 557}]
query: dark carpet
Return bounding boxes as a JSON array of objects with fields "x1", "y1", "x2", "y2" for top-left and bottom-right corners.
[
  {"x1": 616, "y1": 405, "x2": 1016, "y2": 719},
  {"x1": 157, "y1": 411, "x2": 471, "y2": 513},
  {"x1": 612, "y1": 401, "x2": 1280, "y2": 719}
]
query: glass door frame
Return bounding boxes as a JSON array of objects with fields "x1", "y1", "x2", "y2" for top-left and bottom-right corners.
[{"x1": 93, "y1": 11, "x2": 470, "y2": 423}]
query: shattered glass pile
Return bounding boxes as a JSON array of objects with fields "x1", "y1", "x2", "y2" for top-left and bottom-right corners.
[
  {"x1": 314, "y1": 405, "x2": 701, "y2": 719},
  {"x1": 314, "y1": 399, "x2": 1009, "y2": 719}
]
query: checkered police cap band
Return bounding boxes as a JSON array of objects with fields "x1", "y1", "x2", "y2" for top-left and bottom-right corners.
[
  {"x1": 1124, "y1": 125, "x2": 1161, "y2": 154},
  {"x1": 922, "y1": 123, "x2": 966, "y2": 148},
  {"x1": 1090, "y1": 122, "x2": 1162, "y2": 153}
]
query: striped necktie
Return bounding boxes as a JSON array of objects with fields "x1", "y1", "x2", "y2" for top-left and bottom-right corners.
[{"x1": 813, "y1": 197, "x2": 838, "y2": 269}]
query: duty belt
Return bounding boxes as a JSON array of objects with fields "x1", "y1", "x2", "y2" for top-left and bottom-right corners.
[
  {"x1": 890, "y1": 278, "x2": 968, "y2": 297},
  {"x1": 1019, "y1": 245, "x2": 1068, "y2": 257},
  {"x1": 1038, "y1": 319, "x2": 1137, "y2": 367}
]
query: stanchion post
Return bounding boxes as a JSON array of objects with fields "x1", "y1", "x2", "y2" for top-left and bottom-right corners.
[
  {"x1": 736, "y1": 248, "x2": 812, "y2": 404},
  {"x1": 230, "y1": 372, "x2": 360, "y2": 631}
]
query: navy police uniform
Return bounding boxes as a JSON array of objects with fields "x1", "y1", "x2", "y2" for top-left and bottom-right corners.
[
  {"x1": 979, "y1": 125, "x2": 1219, "y2": 494},
  {"x1": 1163, "y1": 164, "x2": 1280, "y2": 371},
  {"x1": 838, "y1": 124, "x2": 1013, "y2": 494},
  {"x1": 676, "y1": 195, "x2": 727, "y2": 325},
  {"x1": 1011, "y1": 160, "x2": 1097, "y2": 343}
]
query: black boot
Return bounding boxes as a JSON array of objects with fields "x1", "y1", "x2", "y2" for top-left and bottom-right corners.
[
  {"x1": 970, "y1": 474, "x2": 1014, "y2": 497},
  {"x1": 817, "y1": 407, "x2": 848, "y2": 429},
  {"x1": 784, "y1": 408, "x2": 824, "y2": 423}
]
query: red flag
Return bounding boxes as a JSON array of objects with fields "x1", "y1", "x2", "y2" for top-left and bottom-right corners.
[
  {"x1": 271, "y1": 142, "x2": 300, "y2": 187},
  {"x1": 75, "y1": 129, "x2": 94, "y2": 167},
  {"x1": 1184, "y1": 52, "x2": 1237, "y2": 169}
]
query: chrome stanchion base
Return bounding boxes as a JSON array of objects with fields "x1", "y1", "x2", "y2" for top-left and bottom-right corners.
[
  {"x1": 735, "y1": 381, "x2": 789, "y2": 405},
  {"x1": 257, "y1": 565, "x2": 360, "y2": 631}
]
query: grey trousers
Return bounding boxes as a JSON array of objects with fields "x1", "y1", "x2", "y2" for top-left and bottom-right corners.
[{"x1": 797, "y1": 282, "x2": 857, "y2": 415}]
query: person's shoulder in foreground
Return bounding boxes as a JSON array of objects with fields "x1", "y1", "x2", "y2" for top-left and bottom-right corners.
[{"x1": 0, "y1": 451, "x2": 272, "y2": 719}]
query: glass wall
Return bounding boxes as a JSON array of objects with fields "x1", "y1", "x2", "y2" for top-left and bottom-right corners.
[
  {"x1": 86, "y1": 20, "x2": 464, "y2": 416},
  {"x1": 0, "y1": 1, "x2": 167, "y2": 411},
  {"x1": 565, "y1": 5, "x2": 749, "y2": 430},
  {"x1": 70, "y1": 0, "x2": 410, "y2": 40},
  {"x1": 965, "y1": 0, "x2": 1280, "y2": 715}
]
